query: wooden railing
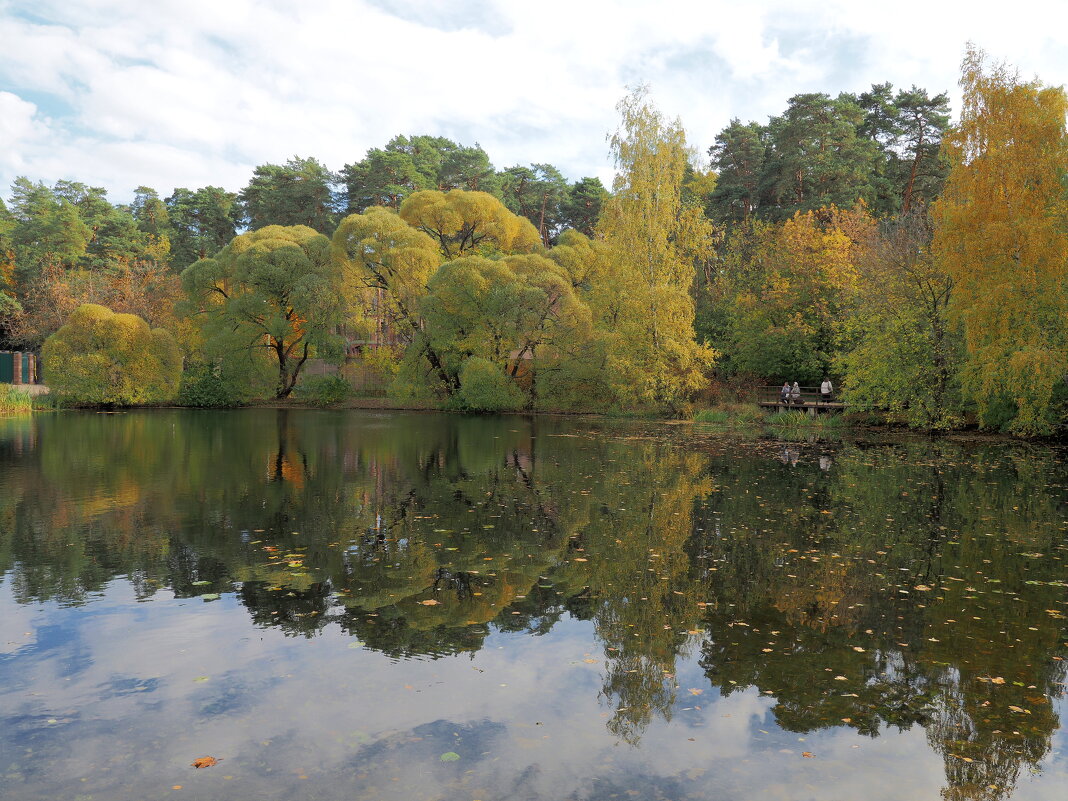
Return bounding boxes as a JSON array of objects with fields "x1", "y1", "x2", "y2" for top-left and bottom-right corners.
[{"x1": 756, "y1": 385, "x2": 843, "y2": 408}]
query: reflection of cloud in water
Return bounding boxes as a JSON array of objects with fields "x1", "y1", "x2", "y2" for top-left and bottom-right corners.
[
  {"x1": 9, "y1": 585, "x2": 1059, "y2": 801},
  {"x1": 0, "y1": 583, "x2": 39, "y2": 655}
]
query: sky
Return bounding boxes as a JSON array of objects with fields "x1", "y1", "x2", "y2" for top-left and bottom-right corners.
[{"x1": 1, "y1": 0, "x2": 1067, "y2": 204}]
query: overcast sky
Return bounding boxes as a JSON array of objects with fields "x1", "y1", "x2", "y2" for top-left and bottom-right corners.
[{"x1": 2, "y1": 0, "x2": 1067, "y2": 204}]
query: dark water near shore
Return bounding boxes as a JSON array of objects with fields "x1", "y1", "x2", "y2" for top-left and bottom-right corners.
[{"x1": 0, "y1": 409, "x2": 1066, "y2": 800}]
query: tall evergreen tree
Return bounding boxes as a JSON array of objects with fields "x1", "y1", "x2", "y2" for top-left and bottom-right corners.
[{"x1": 239, "y1": 156, "x2": 338, "y2": 233}]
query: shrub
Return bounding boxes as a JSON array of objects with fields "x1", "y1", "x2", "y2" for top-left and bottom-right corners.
[
  {"x1": 177, "y1": 363, "x2": 245, "y2": 408},
  {"x1": 454, "y1": 358, "x2": 524, "y2": 412},
  {"x1": 295, "y1": 373, "x2": 352, "y2": 406},
  {"x1": 42, "y1": 304, "x2": 182, "y2": 406}
]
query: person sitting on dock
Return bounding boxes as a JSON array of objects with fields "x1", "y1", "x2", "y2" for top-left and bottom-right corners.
[
  {"x1": 790, "y1": 382, "x2": 801, "y2": 406},
  {"x1": 780, "y1": 381, "x2": 791, "y2": 407},
  {"x1": 820, "y1": 377, "x2": 833, "y2": 405}
]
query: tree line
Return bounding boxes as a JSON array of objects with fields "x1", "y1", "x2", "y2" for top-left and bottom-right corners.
[{"x1": 2, "y1": 45, "x2": 1066, "y2": 434}]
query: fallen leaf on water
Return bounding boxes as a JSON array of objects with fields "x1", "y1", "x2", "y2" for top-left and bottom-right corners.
[
  {"x1": 419, "y1": 600, "x2": 441, "y2": 606},
  {"x1": 688, "y1": 688, "x2": 703, "y2": 696},
  {"x1": 439, "y1": 752, "x2": 460, "y2": 762},
  {"x1": 991, "y1": 677, "x2": 1006, "y2": 685},
  {"x1": 802, "y1": 752, "x2": 814, "y2": 758},
  {"x1": 191, "y1": 756, "x2": 221, "y2": 769},
  {"x1": 914, "y1": 585, "x2": 932, "y2": 591},
  {"x1": 583, "y1": 658, "x2": 598, "y2": 664}
]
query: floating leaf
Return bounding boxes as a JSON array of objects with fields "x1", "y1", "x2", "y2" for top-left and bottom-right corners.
[
  {"x1": 802, "y1": 751, "x2": 814, "y2": 758},
  {"x1": 419, "y1": 600, "x2": 441, "y2": 606},
  {"x1": 439, "y1": 751, "x2": 460, "y2": 762},
  {"x1": 191, "y1": 580, "x2": 211, "y2": 587},
  {"x1": 200, "y1": 594, "x2": 221, "y2": 601},
  {"x1": 191, "y1": 756, "x2": 220, "y2": 769}
]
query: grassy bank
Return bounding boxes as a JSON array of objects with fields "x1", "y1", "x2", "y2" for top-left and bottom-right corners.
[
  {"x1": 0, "y1": 385, "x2": 34, "y2": 415},
  {"x1": 691, "y1": 402, "x2": 851, "y2": 440}
]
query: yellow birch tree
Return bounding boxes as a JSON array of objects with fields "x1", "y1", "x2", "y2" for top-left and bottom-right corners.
[
  {"x1": 594, "y1": 87, "x2": 717, "y2": 410},
  {"x1": 933, "y1": 45, "x2": 1068, "y2": 434}
]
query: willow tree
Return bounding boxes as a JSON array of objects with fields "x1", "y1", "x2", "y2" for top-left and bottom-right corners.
[
  {"x1": 933, "y1": 46, "x2": 1068, "y2": 434},
  {"x1": 399, "y1": 189, "x2": 541, "y2": 259},
  {"x1": 595, "y1": 87, "x2": 716, "y2": 410},
  {"x1": 330, "y1": 206, "x2": 453, "y2": 393},
  {"x1": 182, "y1": 225, "x2": 347, "y2": 398}
]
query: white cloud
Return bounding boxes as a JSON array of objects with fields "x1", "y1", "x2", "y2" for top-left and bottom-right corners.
[{"x1": 1, "y1": 0, "x2": 1067, "y2": 202}]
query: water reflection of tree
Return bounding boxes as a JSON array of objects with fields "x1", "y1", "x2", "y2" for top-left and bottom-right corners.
[
  {"x1": 2, "y1": 414, "x2": 1067, "y2": 798},
  {"x1": 690, "y1": 442, "x2": 1068, "y2": 801}
]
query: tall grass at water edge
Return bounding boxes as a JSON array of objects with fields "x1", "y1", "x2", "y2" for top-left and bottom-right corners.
[
  {"x1": 0, "y1": 385, "x2": 34, "y2": 415},
  {"x1": 693, "y1": 403, "x2": 767, "y2": 426},
  {"x1": 764, "y1": 409, "x2": 845, "y2": 440}
]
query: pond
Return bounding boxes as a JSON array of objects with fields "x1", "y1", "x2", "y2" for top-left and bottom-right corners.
[{"x1": 0, "y1": 409, "x2": 1066, "y2": 800}]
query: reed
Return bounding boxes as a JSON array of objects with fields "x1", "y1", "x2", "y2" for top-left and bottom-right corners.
[{"x1": 0, "y1": 385, "x2": 34, "y2": 415}]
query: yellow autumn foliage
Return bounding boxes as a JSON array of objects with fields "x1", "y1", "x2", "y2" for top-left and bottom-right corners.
[
  {"x1": 42, "y1": 303, "x2": 182, "y2": 405},
  {"x1": 934, "y1": 45, "x2": 1068, "y2": 434}
]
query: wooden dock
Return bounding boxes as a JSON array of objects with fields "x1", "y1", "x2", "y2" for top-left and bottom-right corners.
[{"x1": 757, "y1": 386, "x2": 847, "y2": 414}]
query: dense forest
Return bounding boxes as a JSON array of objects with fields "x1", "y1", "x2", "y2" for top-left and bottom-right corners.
[{"x1": 1, "y1": 45, "x2": 1066, "y2": 435}]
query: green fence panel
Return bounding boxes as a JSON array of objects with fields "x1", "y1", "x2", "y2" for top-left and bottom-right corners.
[{"x1": 0, "y1": 352, "x2": 12, "y2": 383}]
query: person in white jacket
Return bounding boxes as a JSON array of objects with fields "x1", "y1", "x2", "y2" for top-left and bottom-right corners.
[{"x1": 820, "y1": 378, "x2": 833, "y2": 404}]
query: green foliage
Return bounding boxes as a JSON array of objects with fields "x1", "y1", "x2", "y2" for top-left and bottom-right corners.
[
  {"x1": 707, "y1": 84, "x2": 951, "y2": 225},
  {"x1": 422, "y1": 253, "x2": 592, "y2": 399},
  {"x1": 165, "y1": 186, "x2": 240, "y2": 270},
  {"x1": 182, "y1": 225, "x2": 348, "y2": 399},
  {"x1": 718, "y1": 209, "x2": 866, "y2": 385},
  {"x1": 341, "y1": 135, "x2": 500, "y2": 214},
  {"x1": 239, "y1": 157, "x2": 338, "y2": 233},
  {"x1": 176, "y1": 363, "x2": 246, "y2": 408},
  {"x1": 560, "y1": 177, "x2": 608, "y2": 238},
  {"x1": 838, "y1": 303, "x2": 963, "y2": 430},
  {"x1": 499, "y1": 164, "x2": 569, "y2": 246},
  {"x1": 295, "y1": 373, "x2": 352, "y2": 406},
  {"x1": 453, "y1": 357, "x2": 524, "y2": 412},
  {"x1": 42, "y1": 304, "x2": 182, "y2": 405}
]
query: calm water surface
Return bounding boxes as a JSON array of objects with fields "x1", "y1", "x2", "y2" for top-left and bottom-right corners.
[{"x1": 0, "y1": 410, "x2": 1066, "y2": 800}]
